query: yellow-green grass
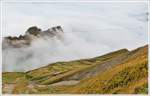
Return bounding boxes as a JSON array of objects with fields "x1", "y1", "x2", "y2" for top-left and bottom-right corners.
[
  {"x1": 60, "y1": 45, "x2": 148, "y2": 94},
  {"x1": 25, "y1": 48, "x2": 129, "y2": 84},
  {"x1": 2, "y1": 45, "x2": 147, "y2": 94},
  {"x1": 2, "y1": 72, "x2": 25, "y2": 83}
]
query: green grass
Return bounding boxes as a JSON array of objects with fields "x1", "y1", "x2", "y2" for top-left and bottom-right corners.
[{"x1": 2, "y1": 72, "x2": 25, "y2": 83}]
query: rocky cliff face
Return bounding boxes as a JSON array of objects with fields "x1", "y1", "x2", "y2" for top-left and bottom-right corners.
[{"x1": 2, "y1": 26, "x2": 63, "y2": 48}]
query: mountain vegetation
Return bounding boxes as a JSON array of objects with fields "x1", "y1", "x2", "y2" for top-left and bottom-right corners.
[{"x1": 2, "y1": 45, "x2": 148, "y2": 94}]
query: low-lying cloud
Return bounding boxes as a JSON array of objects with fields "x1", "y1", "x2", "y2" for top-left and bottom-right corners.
[{"x1": 2, "y1": 2, "x2": 148, "y2": 72}]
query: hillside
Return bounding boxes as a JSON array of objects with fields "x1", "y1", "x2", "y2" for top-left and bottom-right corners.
[
  {"x1": 2, "y1": 45, "x2": 148, "y2": 94},
  {"x1": 62, "y1": 45, "x2": 148, "y2": 94}
]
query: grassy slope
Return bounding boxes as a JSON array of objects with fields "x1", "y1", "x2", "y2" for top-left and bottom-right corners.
[
  {"x1": 25, "y1": 48, "x2": 129, "y2": 84},
  {"x1": 2, "y1": 48, "x2": 129, "y2": 94},
  {"x1": 59, "y1": 45, "x2": 148, "y2": 94},
  {"x1": 2, "y1": 45, "x2": 148, "y2": 94},
  {"x1": 2, "y1": 72, "x2": 25, "y2": 83}
]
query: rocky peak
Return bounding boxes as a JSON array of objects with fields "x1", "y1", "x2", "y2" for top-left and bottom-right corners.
[
  {"x1": 3, "y1": 26, "x2": 64, "y2": 48},
  {"x1": 26, "y1": 26, "x2": 41, "y2": 36}
]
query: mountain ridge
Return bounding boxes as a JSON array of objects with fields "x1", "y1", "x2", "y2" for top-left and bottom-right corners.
[{"x1": 2, "y1": 26, "x2": 63, "y2": 48}]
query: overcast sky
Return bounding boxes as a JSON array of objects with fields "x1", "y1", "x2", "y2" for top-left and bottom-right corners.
[
  {"x1": 1, "y1": 1, "x2": 149, "y2": 71},
  {"x1": 2, "y1": 1, "x2": 148, "y2": 50}
]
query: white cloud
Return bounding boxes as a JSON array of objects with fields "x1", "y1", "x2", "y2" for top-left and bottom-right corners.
[{"x1": 2, "y1": 2, "x2": 148, "y2": 71}]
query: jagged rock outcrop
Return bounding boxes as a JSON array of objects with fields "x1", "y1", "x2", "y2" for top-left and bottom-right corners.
[
  {"x1": 26, "y1": 26, "x2": 41, "y2": 36},
  {"x1": 2, "y1": 26, "x2": 63, "y2": 48}
]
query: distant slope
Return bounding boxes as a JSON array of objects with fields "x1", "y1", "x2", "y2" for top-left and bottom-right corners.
[{"x1": 2, "y1": 45, "x2": 148, "y2": 94}]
